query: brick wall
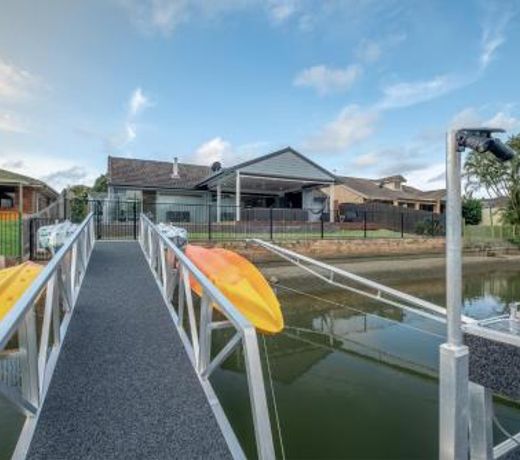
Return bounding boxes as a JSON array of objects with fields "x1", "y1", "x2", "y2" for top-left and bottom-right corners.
[{"x1": 197, "y1": 237, "x2": 446, "y2": 262}]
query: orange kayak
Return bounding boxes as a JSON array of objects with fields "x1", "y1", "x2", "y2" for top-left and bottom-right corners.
[{"x1": 185, "y1": 245, "x2": 284, "y2": 334}]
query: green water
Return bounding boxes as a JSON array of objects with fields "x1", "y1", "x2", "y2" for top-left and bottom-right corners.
[
  {"x1": 210, "y1": 268, "x2": 520, "y2": 459},
  {"x1": 2, "y1": 268, "x2": 520, "y2": 459}
]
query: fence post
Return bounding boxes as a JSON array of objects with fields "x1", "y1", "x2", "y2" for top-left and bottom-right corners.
[
  {"x1": 431, "y1": 211, "x2": 435, "y2": 237},
  {"x1": 363, "y1": 211, "x2": 367, "y2": 238},
  {"x1": 320, "y1": 212, "x2": 324, "y2": 239},
  {"x1": 208, "y1": 205, "x2": 212, "y2": 241},
  {"x1": 29, "y1": 218, "x2": 35, "y2": 260},
  {"x1": 269, "y1": 207, "x2": 273, "y2": 241},
  {"x1": 96, "y1": 201, "x2": 102, "y2": 240},
  {"x1": 133, "y1": 201, "x2": 137, "y2": 240},
  {"x1": 401, "y1": 212, "x2": 404, "y2": 238},
  {"x1": 63, "y1": 196, "x2": 68, "y2": 220}
]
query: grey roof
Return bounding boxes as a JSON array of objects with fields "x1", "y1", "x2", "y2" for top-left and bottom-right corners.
[
  {"x1": 197, "y1": 147, "x2": 336, "y2": 187},
  {"x1": 339, "y1": 175, "x2": 445, "y2": 202},
  {"x1": 108, "y1": 156, "x2": 211, "y2": 190},
  {"x1": 0, "y1": 168, "x2": 59, "y2": 197}
]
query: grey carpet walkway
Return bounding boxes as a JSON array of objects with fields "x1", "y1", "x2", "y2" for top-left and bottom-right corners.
[{"x1": 27, "y1": 241, "x2": 232, "y2": 460}]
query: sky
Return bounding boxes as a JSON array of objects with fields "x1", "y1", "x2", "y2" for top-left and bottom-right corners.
[{"x1": 1, "y1": 0, "x2": 520, "y2": 192}]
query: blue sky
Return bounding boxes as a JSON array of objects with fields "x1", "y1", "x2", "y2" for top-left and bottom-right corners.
[{"x1": 1, "y1": 0, "x2": 519, "y2": 191}]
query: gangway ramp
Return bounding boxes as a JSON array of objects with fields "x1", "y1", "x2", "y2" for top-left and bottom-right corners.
[{"x1": 26, "y1": 241, "x2": 232, "y2": 459}]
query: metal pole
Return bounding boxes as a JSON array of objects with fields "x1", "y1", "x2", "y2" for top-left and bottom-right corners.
[
  {"x1": 321, "y1": 212, "x2": 324, "y2": 239},
  {"x1": 439, "y1": 129, "x2": 469, "y2": 460},
  {"x1": 208, "y1": 204, "x2": 212, "y2": 241},
  {"x1": 363, "y1": 210, "x2": 367, "y2": 238},
  {"x1": 329, "y1": 184, "x2": 335, "y2": 223},
  {"x1": 401, "y1": 212, "x2": 404, "y2": 238},
  {"x1": 133, "y1": 201, "x2": 137, "y2": 240}
]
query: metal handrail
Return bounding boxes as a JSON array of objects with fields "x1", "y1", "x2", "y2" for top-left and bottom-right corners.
[
  {"x1": 139, "y1": 214, "x2": 275, "y2": 460},
  {"x1": 248, "y1": 238, "x2": 478, "y2": 325},
  {"x1": 0, "y1": 212, "x2": 95, "y2": 459}
]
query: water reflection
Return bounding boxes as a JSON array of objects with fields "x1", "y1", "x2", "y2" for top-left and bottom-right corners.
[{"x1": 211, "y1": 269, "x2": 520, "y2": 459}]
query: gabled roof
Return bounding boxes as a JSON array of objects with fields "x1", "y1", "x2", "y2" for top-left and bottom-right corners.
[
  {"x1": 197, "y1": 147, "x2": 336, "y2": 187},
  {"x1": 0, "y1": 168, "x2": 59, "y2": 197},
  {"x1": 108, "y1": 156, "x2": 211, "y2": 190},
  {"x1": 338, "y1": 175, "x2": 445, "y2": 202}
]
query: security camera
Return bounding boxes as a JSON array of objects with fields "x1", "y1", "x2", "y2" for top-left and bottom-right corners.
[{"x1": 456, "y1": 128, "x2": 516, "y2": 161}]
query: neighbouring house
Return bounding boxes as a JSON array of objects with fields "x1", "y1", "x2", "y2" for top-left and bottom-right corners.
[
  {"x1": 322, "y1": 174, "x2": 446, "y2": 215},
  {"x1": 106, "y1": 147, "x2": 337, "y2": 222},
  {"x1": 0, "y1": 168, "x2": 59, "y2": 215},
  {"x1": 481, "y1": 196, "x2": 508, "y2": 226}
]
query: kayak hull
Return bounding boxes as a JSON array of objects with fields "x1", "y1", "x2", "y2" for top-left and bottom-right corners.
[{"x1": 185, "y1": 245, "x2": 283, "y2": 334}]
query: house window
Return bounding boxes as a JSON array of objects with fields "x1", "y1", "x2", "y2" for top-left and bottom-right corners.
[
  {"x1": 419, "y1": 203, "x2": 434, "y2": 212},
  {"x1": 0, "y1": 188, "x2": 15, "y2": 209}
]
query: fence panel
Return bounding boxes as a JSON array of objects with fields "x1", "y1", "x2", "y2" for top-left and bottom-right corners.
[{"x1": 0, "y1": 211, "x2": 21, "y2": 259}]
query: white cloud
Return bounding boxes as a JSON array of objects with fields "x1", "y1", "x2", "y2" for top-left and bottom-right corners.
[
  {"x1": 479, "y1": 3, "x2": 516, "y2": 70},
  {"x1": 485, "y1": 111, "x2": 520, "y2": 132},
  {"x1": 378, "y1": 74, "x2": 468, "y2": 110},
  {"x1": 294, "y1": 64, "x2": 362, "y2": 95},
  {"x1": 193, "y1": 137, "x2": 233, "y2": 165},
  {"x1": 0, "y1": 57, "x2": 40, "y2": 101},
  {"x1": 0, "y1": 112, "x2": 26, "y2": 133},
  {"x1": 267, "y1": 0, "x2": 299, "y2": 23},
  {"x1": 353, "y1": 152, "x2": 379, "y2": 167},
  {"x1": 304, "y1": 105, "x2": 378, "y2": 153},
  {"x1": 129, "y1": 87, "x2": 150, "y2": 116},
  {"x1": 0, "y1": 151, "x2": 99, "y2": 191},
  {"x1": 451, "y1": 106, "x2": 520, "y2": 132},
  {"x1": 405, "y1": 162, "x2": 446, "y2": 190}
]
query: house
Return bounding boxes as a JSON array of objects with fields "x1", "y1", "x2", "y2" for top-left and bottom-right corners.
[
  {"x1": 0, "y1": 168, "x2": 59, "y2": 215},
  {"x1": 322, "y1": 174, "x2": 446, "y2": 215},
  {"x1": 106, "y1": 147, "x2": 337, "y2": 222},
  {"x1": 481, "y1": 196, "x2": 507, "y2": 226}
]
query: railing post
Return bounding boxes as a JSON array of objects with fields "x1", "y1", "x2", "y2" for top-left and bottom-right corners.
[
  {"x1": 19, "y1": 308, "x2": 40, "y2": 410},
  {"x1": 198, "y1": 293, "x2": 213, "y2": 374},
  {"x1": 242, "y1": 328, "x2": 276, "y2": 460}
]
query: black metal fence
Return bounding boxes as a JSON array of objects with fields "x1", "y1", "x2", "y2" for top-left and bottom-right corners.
[{"x1": 0, "y1": 198, "x2": 446, "y2": 261}]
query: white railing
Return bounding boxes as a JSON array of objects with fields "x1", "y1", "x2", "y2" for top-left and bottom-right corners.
[
  {"x1": 0, "y1": 213, "x2": 95, "y2": 459},
  {"x1": 248, "y1": 238, "x2": 478, "y2": 325},
  {"x1": 140, "y1": 214, "x2": 275, "y2": 460}
]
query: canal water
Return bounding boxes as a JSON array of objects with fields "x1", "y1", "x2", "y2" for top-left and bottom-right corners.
[
  {"x1": 2, "y1": 266, "x2": 520, "y2": 459},
  {"x1": 210, "y1": 267, "x2": 520, "y2": 459}
]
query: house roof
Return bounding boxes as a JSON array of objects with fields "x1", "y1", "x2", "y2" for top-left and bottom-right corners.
[
  {"x1": 197, "y1": 147, "x2": 336, "y2": 187},
  {"x1": 481, "y1": 196, "x2": 508, "y2": 208},
  {"x1": 0, "y1": 168, "x2": 59, "y2": 197},
  {"x1": 108, "y1": 156, "x2": 211, "y2": 190},
  {"x1": 338, "y1": 175, "x2": 446, "y2": 202}
]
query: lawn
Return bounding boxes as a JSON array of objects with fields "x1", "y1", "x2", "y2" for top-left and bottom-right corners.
[
  {"x1": 187, "y1": 228, "x2": 410, "y2": 241},
  {"x1": 0, "y1": 219, "x2": 21, "y2": 258}
]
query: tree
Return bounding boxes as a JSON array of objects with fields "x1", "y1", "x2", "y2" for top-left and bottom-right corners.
[
  {"x1": 464, "y1": 133, "x2": 520, "y2": 227},
  {"x1": 462, "y1": 197, "x2": 482, "y2": 225},
  {"x1": 67, "y1": 185, "x2": 90, "y2": 223},
  {"x1": 92, "y1": 174, "x2": 108, "y2": 193}
]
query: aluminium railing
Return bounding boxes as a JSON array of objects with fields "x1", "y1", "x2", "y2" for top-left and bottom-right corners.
[
  {"x1": 248, "y1": 238, "x2": 478, "y2": 325},
  {"x1": 0, "y1": 212, "x2": 95, "y2": 459},
  {"x1": 139, "y1": 214, "x2": 275, "y2": 460}
]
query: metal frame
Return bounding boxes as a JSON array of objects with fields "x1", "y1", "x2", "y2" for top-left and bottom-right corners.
[
  {"x1": 139, "y1": 214, "x2": 275, "y2": 460},
  {"x1": 248, "y1": 238, "x2": 477, "y2": 326},
  {"x1": 0, "y1": 212, "x2": 95, "y2": 459}
]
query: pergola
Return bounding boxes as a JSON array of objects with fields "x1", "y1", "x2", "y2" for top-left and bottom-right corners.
[{"x1": 198, "y1": 148, "x2": 337, "y2": 222}]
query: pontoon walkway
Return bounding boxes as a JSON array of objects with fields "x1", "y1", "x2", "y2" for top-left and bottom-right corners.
[{"x1": 27, "y1": 241, "x2": 231, "y2": 459}]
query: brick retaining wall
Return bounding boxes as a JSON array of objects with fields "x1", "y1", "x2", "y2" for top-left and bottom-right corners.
[{"x1": 198, "y1": 237, "x2": 446, "y2": 262}]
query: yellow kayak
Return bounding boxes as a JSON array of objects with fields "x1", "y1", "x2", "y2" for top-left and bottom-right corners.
[
  {"x1": 0, "y1": 262, "x2": 43, "y2": 321},
  {"x1": 185, "y1": 245, "x2": 284, "y2": 334}
]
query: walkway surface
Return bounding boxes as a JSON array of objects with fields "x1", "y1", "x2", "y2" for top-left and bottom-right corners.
[{"x1": 27, "y1": 241, "x2": 231, "y2": 459}]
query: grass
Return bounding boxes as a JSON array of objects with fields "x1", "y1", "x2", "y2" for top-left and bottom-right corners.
[
  {"x1": 0, "y1": 219, "x2": 21, "y2": 258},
  {"x1": 188, "y1": 228, "x2": 411, "y2": 241}
]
